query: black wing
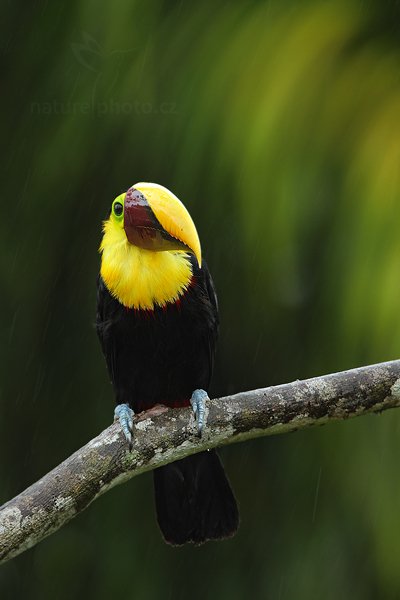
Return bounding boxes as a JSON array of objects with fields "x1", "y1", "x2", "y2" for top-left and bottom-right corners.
[
  {"x1": 96, "y1": 274, "x2": 119, "y2": 385},
  {"x1": 192, "y1": 258, "x2": 219, "y2": 387}
]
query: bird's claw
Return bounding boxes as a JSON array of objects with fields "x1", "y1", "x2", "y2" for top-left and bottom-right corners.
[
  {"x1": 114, "y1": 404, "x2": 135, "y2": 449},
  {"x1": 190, "y1": 389, "x2": 209, "y2": 435}
]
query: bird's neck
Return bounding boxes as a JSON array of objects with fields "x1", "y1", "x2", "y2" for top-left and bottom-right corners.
[{"x1": 100, "y1": 224, "x2": 193, "y2": 310}]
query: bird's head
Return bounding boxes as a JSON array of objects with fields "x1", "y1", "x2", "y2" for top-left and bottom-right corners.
[{"x1": 105, "y1": 182, "x2": 201, "y2": 267}]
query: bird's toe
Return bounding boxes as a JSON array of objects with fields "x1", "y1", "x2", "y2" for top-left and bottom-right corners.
[{"x1": 190, "y1": 389, "x2": 209, "y2": 435}]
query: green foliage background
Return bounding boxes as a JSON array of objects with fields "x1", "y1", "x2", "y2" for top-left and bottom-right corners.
[{"x1": 1, "y1": 1, "x2": 400, "y2": 598}]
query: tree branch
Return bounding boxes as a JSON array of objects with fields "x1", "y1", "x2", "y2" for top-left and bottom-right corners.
[{"x1": 1, "y1": 360, "x2": 400, "y2": 563}]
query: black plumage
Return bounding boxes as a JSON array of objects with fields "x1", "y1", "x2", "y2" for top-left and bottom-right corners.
[{"x1": 96, "y1": 256, "x2": 239, "y2": 544}]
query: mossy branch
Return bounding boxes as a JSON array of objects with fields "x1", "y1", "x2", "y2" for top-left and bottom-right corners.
[{"x1": 1, "y1": 359, "x2": 400, "y2": 563}]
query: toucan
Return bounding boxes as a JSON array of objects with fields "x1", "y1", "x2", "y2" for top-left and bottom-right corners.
[{"x1": 96, "y1": 183, "x2": 239, "y2": 545}]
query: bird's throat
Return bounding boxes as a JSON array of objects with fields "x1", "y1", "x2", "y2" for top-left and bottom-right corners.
[{"x1": 100, "y1": 222, "x2": 193, "y2": 310}]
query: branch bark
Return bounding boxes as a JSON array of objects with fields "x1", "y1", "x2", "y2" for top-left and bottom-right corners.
[{"x1": 1, "y1": 360, "x2": 400, "y2": 563}]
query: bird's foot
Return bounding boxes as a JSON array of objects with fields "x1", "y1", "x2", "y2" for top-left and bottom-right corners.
[
  {"x1": 114, "y1": 404, "x2": 135, "y2": 449},
  {"x1": 190, "y1": 389, "x2": 209, "y2": 435}
]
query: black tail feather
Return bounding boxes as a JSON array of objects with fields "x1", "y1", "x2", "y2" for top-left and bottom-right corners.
[{"x1": 153, "y1": 450, "x2": 239, "y2": 545}]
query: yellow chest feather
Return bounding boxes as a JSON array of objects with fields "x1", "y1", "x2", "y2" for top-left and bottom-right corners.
[{"x1": 100, "y1": 223, "x2": 193, "y2": 310}]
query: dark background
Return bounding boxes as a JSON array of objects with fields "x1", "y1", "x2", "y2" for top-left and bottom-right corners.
[{"x1": 1, "y1": 0, "x2": 400, "y2": 598}]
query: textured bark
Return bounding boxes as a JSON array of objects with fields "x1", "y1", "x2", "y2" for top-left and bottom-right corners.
[{"x1": 1, "y1": 360, "x2": 400, "y2": 563}]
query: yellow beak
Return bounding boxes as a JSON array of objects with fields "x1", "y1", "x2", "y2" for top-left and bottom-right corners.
[{"x1": 124, "y1": 182, "x2": 202, "y2": 267}]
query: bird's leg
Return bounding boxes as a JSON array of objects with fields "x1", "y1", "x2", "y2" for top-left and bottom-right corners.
[
  {"x1": 190, "y1": 389, "x2": 209, "y2": 435},
  {"x1": 114, "y1": 403, "x2": 135, "y2": 449}
]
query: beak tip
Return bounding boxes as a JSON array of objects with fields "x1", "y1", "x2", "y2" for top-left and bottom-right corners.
[{"x1": 194, "y1": 245, "x2": 202, "y2": 269}]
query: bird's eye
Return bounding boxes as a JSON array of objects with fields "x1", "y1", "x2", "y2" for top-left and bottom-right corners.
[{"x1": 113, "y1": 202, "x2": 123, "y2": 217}]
